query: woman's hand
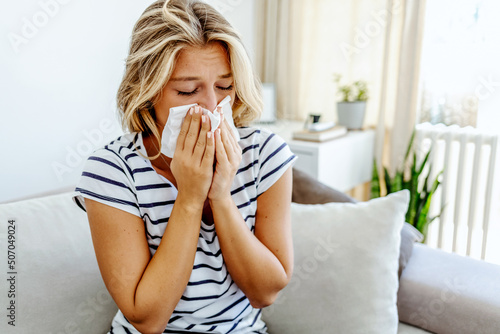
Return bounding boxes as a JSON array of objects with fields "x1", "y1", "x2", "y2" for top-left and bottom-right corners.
[
  {"x1": 208, "y1": 108, "x2": 242, "y2": 202},
  {"x1": 170, "y1": 106, "x2": 215, "y2": 206}
]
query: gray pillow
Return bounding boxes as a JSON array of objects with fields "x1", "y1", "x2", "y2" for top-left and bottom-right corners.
[
  {"x1": 398, "y1": 222, "x2": 423, "y2": 277},
  {"x1": 291, "y1": 168, "x2": 423, "y2": 278},
  {"x1": 292, "y1": 168, "x2": 356, "y2": 204}
]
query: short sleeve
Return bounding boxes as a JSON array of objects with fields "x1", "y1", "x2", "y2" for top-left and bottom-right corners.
[
  {"x1": 73, "y1": 148, "x2": 141, "y2": 218},
  {"x1": 256, "y1": 130, "x2": 297, "y2": 196}
]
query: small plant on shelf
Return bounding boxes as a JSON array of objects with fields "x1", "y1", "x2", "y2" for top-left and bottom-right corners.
[
  {"x1": 333, "y1": 74, "x2": 368, "y2": 130},
  {"x1": 333, "y1": 74, "x2": 368, "y2": 102}
]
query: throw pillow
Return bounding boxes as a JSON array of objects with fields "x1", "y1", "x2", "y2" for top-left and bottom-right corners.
[
  {"x1": 399, "y1": 223, "x2": 423, "y2": 277},
  {"x1": 291, "y1": 168, "x2": 421, "y2": 278},
  {"x1": 292, "y1": 168, "x2": 356, "y2": 204},
  {"x1": 262, "y1": 190, "x2": 409, "y2": 334}
]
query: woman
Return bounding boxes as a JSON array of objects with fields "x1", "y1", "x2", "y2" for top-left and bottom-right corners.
[{"x1": 74, "y1": 1, "x2": 296, "y2": 333}]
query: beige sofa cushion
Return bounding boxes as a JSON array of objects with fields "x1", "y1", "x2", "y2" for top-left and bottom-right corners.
[
  {"x1": 0, "y1": 192, "x2": 118, "y2": 334},
  {"x1": 398, "y1": 243, "x2": 500, "y2": 334}
]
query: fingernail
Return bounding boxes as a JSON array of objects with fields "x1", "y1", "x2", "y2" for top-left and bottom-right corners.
[
  {"x1": 207, "y1": 131, "x2": 212, "y2": 138},
  {"x1": 202, "y1": 115, "x2": 206, "y2": 123},
  {"x1": 189, "y1": 107, "x2": 194, "y2": 115},
  {"x1": 195, "y1": 106, "x2": 200, "y2": 114}
]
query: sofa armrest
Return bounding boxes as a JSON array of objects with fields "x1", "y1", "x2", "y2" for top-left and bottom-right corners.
[{"x1": 398, "y1": 243, "x2": 500, "y2": 334}]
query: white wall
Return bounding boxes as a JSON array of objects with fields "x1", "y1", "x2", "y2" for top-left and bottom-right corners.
[
  {"x1": 0, "y1": 0, "x2": 256, "y2": 203},
  {"x1": 204, "y1": 0, "x2": 256, "y2": 62}
]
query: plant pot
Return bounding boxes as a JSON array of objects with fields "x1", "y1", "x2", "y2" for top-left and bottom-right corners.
[{"x1": 336, "y1": 101, "x2": 366, "y2": 130}]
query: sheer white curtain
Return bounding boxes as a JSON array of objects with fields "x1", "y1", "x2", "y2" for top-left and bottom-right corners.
[
  {"x1": 254, "y1": 0, "x2": 427, "y2": 174},
  {"x1": 377, "y1": 0, "x2": 427, "y2": 172},
  {"x1": 254, "y1": 0, "x2": 306, "y2": 120}
]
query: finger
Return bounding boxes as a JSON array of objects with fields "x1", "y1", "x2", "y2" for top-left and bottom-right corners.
[
  {"x1": 201, "y1": 130, "x2": 215, "y2": 170},
  {"x1": 184, "y1": 106, "x2": 203, "y2": 154},
  {"x1": 193, "y1": 114, "x2": 210, "y2": 163},
  {"x1": 175, "y1": 107, "x2": 194, "y2": 153},
  {"x1": 214, "y1": 128, "x2": 228, "y2": 164},
  {"x1": 202, "y1": 107, "x2": 212, "y2": 130},
  {"x1": 220, "y1": 110, "x2": 240, "y2": 154},
  {"x1": 220, "y1": 119, "x2": 239, "y2": 161},
  {"x1": 222, "y1": 126, "x2": 242, "y2": 172},
  {"x1": 224, "y1": 121, "x2": 240, "y2": 155}
]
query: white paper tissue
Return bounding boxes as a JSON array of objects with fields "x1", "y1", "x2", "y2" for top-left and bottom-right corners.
[{"x1": 160, "y1": 96, "x2": 240, "y2": 158}]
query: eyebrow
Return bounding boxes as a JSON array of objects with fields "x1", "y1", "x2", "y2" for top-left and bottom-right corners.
[{"x1": 170, "y1": 73, "x2": 233, "y2": 82}]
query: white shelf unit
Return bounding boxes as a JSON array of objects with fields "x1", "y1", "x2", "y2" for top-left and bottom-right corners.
[
  {"x1": 288, "y1": 130, "x2": 375, "y2": 192},
  {"x1": 257, "y1": 121, "x2": 375, "y2": 192}
]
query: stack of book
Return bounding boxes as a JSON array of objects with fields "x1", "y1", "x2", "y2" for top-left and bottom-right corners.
[{"x1": 292, "y1": 125, "x2": 348, "y2": 142}]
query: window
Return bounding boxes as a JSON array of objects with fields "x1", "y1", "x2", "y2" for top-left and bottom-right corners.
[{"x1": 418, "y1": 0, "x2": 500, "y2": 127}]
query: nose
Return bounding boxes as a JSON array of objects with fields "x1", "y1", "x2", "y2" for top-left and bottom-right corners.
[{"x1": 198, "y1": 89, "x2": 219, "y2": 112}]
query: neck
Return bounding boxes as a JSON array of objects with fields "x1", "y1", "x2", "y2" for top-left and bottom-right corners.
[{"x1": 143, "y1": 133, "x2": 173, "y2": 173}]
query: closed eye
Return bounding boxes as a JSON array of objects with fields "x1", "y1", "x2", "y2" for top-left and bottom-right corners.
[
  {"x1": 218, "y1": 85, "x2": 233, "y2": 91},
  {"x1": 177, "y1": 88, "x2": 199, "y2": 96}
]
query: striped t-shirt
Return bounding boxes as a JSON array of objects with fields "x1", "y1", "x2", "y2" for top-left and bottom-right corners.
[{"x1": 74, "y1": 127, "x2": 297, "y2": 334}]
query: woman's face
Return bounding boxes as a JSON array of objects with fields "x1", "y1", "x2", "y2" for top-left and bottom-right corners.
[{"x1": 154, "y1": 42, "x2": 236, "y2": 132}]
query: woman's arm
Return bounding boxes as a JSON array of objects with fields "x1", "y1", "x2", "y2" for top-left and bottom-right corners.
[
  {"x1": 210, "y1": 167, "x2": 294, "y2": 308},
  {"x1": 85, "y1": 196, "x2": 202, "y2": 334},
  {"x1": 85, "y1": 109, "x2": 214, "y2": 334}
]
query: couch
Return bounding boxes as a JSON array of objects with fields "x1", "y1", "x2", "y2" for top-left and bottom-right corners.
[{"x1": 0, "y1": 169, "x2": 499, "y2": 334}]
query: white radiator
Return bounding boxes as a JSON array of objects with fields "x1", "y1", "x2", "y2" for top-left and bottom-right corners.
[{"x1": 415, "y1": 123, "x2": 498, "y2": 260}]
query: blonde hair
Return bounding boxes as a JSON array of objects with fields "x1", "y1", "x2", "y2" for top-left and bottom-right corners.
[{"x1": 117, "y1": 0, "x2": 262, "y2": 155}]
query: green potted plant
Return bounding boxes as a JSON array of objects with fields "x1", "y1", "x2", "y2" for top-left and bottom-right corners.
[
  {"x1": 371, "y1": 130, "x2": 444, "y2": 241},
  {"x1": 334, "y1": 74, "x2": 368, "y2": 130}
]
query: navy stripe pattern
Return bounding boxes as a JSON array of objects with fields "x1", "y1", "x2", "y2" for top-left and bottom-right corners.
[{"x1": 74, "y1": 127, "x2": 296, "y2": 334}]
